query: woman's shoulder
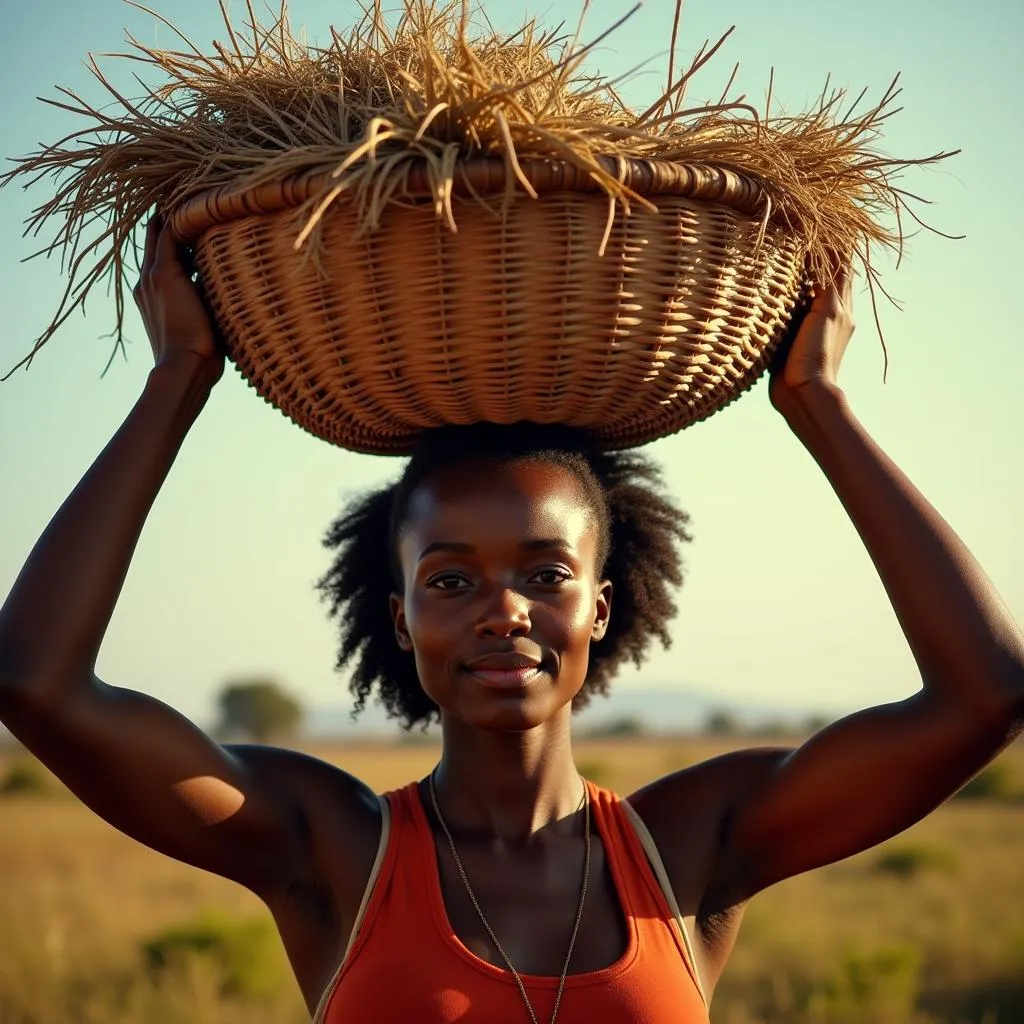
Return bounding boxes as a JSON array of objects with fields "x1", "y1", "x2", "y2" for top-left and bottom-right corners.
[
  {"x1": 622, "y1": 747, "x2": 792, "y2": 906},
  {"x1": 626, "y1": 747, "x2": 792, "y2": 832},
  {"x1": 232, "y1": 743, "x2": 385, "y2": 899}
]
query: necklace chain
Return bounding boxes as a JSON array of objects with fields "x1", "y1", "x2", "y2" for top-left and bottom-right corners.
[{"x1": 428, "y1": 770, "x2": 591, "y2": 1024}]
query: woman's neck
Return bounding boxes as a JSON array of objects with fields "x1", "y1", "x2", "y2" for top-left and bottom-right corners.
[{"x1": 433, "y1": 710, "x2": 583, "y2": 845}]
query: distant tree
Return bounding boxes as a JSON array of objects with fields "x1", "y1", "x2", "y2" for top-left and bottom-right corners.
[
  {"x1": 803, "y1": 714, "x2": 834, "y2": 735},
  {"x1": 750, "y1": 718, "x2": 789, "y2": 738},
  {"x1": 590, "y1": 715, "x2": 649, "y2": 739},
  {"x1": 0, "y1": 757, "x2": 54, "y2": 797},
  {"x1": 704, "y1": 709, "x2": 741, "y2": 737},
  {"x1": 216, "y1": 679, "x2": 303, "y2": 743}
]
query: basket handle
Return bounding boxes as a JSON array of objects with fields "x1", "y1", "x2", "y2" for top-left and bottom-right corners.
[{"x1": 169, "y1": 155, "x2": 767, "y2": 243}]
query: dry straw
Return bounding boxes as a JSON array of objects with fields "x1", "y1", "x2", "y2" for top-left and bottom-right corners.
[{"x1": 3, "y1": 0, "x2": 956, "y2": 380}]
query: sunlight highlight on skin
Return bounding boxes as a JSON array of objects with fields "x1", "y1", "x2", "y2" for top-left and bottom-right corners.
[{"x1": 171, "y1": 776, "x2": 245, "y2": 825}]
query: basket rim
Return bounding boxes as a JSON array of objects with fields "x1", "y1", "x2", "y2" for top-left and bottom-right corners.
[{"x1": 168, "y1": 155, "x2": 767, "y2": 244}]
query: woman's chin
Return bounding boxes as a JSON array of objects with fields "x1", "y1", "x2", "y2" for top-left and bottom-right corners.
[
  {"x1": 424, "y1": 669, "x2": 584, "y2": 731},
  {"x1": 448, "y1": 688, "x2": 575, "y2": 732}
]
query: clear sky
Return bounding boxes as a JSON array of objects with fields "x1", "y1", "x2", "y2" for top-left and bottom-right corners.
[{"x1": 1, "y1": 0, "x2": 1022, "y2": 730}]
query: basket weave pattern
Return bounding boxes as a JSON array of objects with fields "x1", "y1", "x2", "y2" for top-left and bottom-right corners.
[{"x1": 179, "y1": 160, "x2": 806, "y2": 453}]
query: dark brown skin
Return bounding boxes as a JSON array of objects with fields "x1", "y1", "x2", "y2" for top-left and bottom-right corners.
[{"x1": 1, "y1": 217, "x2": 1022, "y2": 1013}]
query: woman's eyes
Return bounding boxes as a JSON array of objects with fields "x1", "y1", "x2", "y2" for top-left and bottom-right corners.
[
  {"x1": 427, "y1": 573, "x2": 471, "y2": 591},
  {"x1": 531, "y1": 568, "x2": 572, "y2": 586},
  {"x1": 425, "y1": 568, "x2": 572, "y2": 590}
]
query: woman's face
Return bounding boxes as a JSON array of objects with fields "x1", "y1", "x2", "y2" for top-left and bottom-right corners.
[{"x1": 390, "y1": 458, "x2": 612, "y2": 731}]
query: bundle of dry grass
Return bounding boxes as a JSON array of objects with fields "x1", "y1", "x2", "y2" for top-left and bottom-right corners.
[{"x1": 2, "y1": 0, "x2": 957, "y2": 449}]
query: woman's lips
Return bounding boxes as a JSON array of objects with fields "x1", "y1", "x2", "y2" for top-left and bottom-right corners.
[
  {"x1": 465, "y1": 666, "x2": 543, "y2": 689},
  {"x1": 462, "y1": 650, "x2": 545, "y2": 689}
]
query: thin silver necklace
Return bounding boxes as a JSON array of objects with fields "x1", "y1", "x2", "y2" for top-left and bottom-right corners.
[{"x1": 428, "y1": 769, "x2": 591, "y2": 1024}]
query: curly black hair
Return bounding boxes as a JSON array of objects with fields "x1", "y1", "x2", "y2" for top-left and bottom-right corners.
[{"x1": 317, "y1": 423, "x2": 691, "y2": 729}]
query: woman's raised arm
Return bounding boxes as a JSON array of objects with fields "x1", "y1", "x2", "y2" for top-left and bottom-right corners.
[
  {"x1": 634, "y1": 267, "x2": 1024, "y2": 908},
  {"x1": 0, "y1": 219, "x2": 380, "y2": 905}
]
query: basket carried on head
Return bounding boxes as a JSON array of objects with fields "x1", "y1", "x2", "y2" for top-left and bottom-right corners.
[
  {"x1": 170, "y1": 156, "x2": 805, "y2": 454},
  {"x1": 4, "y1": 1, "x2": 953, "y2": 454}
]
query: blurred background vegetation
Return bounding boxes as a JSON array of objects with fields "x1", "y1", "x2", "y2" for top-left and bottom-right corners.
[{"x1": 2, "y1": 704, "x2": 1022, "y2": 1024}]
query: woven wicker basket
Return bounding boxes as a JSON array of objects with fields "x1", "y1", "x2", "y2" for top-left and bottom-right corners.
[{"x1": 169, "y1": 156, "x2": 807, "y2": 454}]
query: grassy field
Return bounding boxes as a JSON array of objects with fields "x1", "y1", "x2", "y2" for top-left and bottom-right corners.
[{"x1": 1, "y1": 735, "x2": 1022, "y2": 1023}]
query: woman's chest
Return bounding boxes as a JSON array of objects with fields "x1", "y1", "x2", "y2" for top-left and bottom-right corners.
[
  {"x1": 319, "y1": 788, "x2": 710, "y2": 1024},
  {"x1": 436, "y1": 834, "x2": 631, "y2": 976},
  {"x1": 328, "y1": 958, "x2": 685, "y2": 1024}
]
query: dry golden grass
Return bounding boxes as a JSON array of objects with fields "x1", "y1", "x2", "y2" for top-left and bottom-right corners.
[
  {"x1": 3, "y1": 0, "x2": 956, "y2": 373},
  {"x1": 1, "y1": 736, "x2": 1022, "y2": 1023}
]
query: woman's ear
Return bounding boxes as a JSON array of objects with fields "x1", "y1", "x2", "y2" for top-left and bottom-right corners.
[
  {"x1": 390, "y1": 592, "x2": 414, "y2": 651},
  {"x1": 592, "y1": 579, "x2": 613, "y2": 642}
]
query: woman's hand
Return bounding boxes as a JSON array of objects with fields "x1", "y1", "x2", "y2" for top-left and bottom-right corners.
[
  {"x1": 769, "y1": 263, "x2": 854, "y2": 420},
  {"x1": 133, "y1": 215, "x2": 224, "y2": 385}
]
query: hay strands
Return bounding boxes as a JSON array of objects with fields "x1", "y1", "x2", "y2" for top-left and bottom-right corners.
[{"x1": 1, "y1": 0, "x2": 959, "y2": 377}]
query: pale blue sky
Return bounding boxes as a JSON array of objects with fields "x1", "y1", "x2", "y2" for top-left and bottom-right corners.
[{"x1": 1, "y1": 0, "x2": 1022, "y2": 729}]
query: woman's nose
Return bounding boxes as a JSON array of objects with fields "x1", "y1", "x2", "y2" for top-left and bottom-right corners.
[{"x1": 475, "y1": 588, "x2": 531, "y2": 637}]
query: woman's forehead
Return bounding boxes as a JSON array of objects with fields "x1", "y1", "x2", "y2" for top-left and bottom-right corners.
[{"x1": 402, "y1": 458, "x2": 597, "y2": 548}]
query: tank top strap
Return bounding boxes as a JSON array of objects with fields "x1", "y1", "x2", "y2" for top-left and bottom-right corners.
[
  {"x1": 312, "y1": 782, "x2": 419, "y2": 1024},
  {"x1": 585, "y1": 781, "x2": 708, "y2": 1007}
]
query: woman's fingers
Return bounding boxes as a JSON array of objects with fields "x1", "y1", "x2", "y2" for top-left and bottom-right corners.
[
  {"x1": 141, "y1": 213, "x2": 162, "y2": 274},
  {"x1": 133, "y1": 217, "x2": 222, "y2": 369},
  {"x1": 808, "y1": 253, "x2": 854, "y2": 316},
  {"x1": 152, "y1": 218, "x2": 187, "y2": 279}
]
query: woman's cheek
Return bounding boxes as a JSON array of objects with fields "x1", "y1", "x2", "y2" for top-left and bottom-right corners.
[
  {"x1": 405, "y1": 590, "x2": 440, "y2": 633},
  {"x1": 409, "y1": 594, "x2": 463, "y2": 655},
  {"x1": 563, "y1": 587, "x2": 599, "y2": 633}
]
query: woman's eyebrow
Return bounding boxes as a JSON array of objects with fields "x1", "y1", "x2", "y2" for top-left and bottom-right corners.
[
  {"x1": 417, "y1": 541, "x2": 475, "y2": 561},
  {"x1": 417, "y1": 538, "x2": 573, "y2": 560},
  {"x1": 520, "y1": 538, "x2": 574, "y2": 553}
]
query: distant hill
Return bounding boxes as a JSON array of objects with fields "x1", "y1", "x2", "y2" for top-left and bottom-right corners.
[
  {"x1": 302, "y1": 685, "x2": 843, "y2": 739},
  {"x1": 0, "y1": 685, "x2": 843, "y2": 749}
]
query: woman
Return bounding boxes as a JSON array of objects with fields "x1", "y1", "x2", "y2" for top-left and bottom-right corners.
[{"x1": 0, "y1": 216, "x2": 1021, "y2": 1024}]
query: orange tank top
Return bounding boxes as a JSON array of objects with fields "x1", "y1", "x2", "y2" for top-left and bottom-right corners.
[{"x1": 316, "y1": 779, "x2": 710, "y2": 1023}]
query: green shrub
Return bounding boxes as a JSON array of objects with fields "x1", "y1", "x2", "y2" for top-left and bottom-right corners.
[
  {"x1": 141, "y1": 912, "x2": 287, "y2": 1000},
  {"x1": 799, "y1": 945, "x2": 923, "y2": 1023},
  {"x1": 953, "y1": 762, "x2": 1019, "y2": 802},
  {"x1": 0, "y1": 758, "x2": 53, "y2": 797},
  {"x1": 920, "y1": 937, "x2": 1024, "y2": 1024},
  {"x1": 575, "y1": 758, "x2": 612, "y2": 786},
  {"x1": 1005, "y1": 930, "x2": 1024, "y2": 967},
  {"x1": 873, "y1": 843, "x2": 958, "y2": 880}
]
